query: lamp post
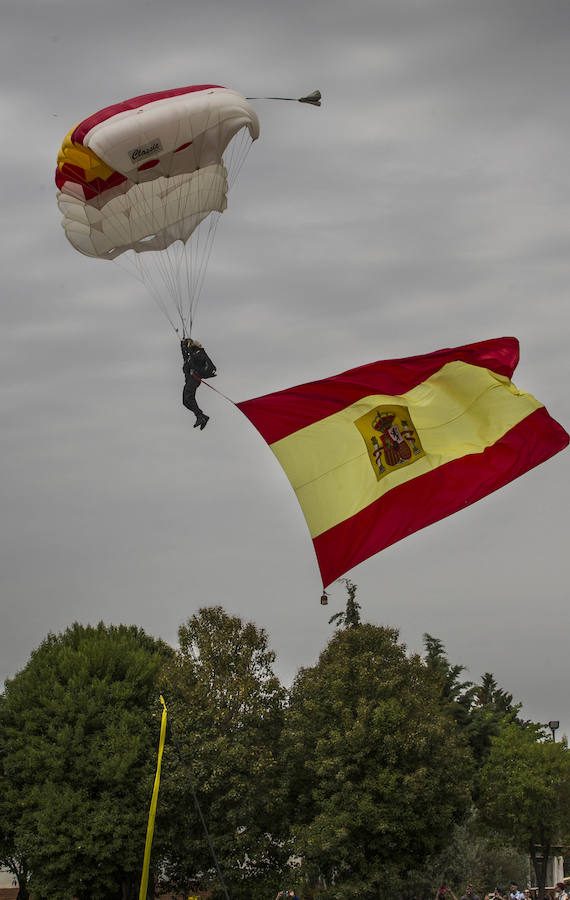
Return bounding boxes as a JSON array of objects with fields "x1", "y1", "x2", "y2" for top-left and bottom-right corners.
[{"x1": 548, "y1": 720, "x2": 559, "y2": 742}]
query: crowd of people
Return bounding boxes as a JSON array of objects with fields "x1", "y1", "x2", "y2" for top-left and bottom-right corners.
[
  {"x1": 435, "y1": 880, "x2": 569, "y2": 900},
  {"x1": 272, "y1": 881, "x2": 569, "y2": 900}
]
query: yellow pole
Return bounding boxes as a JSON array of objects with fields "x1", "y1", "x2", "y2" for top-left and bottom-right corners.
[{"x1": 139, "y1": 696, "x2": 168, "y2": 900}]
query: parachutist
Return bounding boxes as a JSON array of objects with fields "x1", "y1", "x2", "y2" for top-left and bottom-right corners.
[{"x1": 181, "y1": 338, "x2": 217, "y2": 430}]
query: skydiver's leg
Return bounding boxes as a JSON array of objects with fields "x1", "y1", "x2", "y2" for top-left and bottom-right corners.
[{"x1": 183, "y1": 383, "x2": 209, "y2": 430}]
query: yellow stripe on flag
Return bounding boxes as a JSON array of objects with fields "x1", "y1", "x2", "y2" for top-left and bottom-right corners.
[
  {"x1": 270, "y1": 361, "x2": 543, "y2": 538},
  {"x1": 139, "y1": 696, "x2": 167, "y2": 900}
]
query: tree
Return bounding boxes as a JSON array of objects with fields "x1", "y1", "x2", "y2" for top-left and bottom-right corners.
[
  {"x1": 403, "y1": 809, "x2": 530, "y2": 900},
  {"x1": 0, "y1": 622, "x2": 173, "y2": 900},
  {"x1": 282, "y1": 624, "x2": 474, "y2": 899},
  {"x1": 328, "y1": 579, "x2": 362, "y2": 630},
  {"x1": 423, "y1": 636, "x2": 529, "y2": 767},
  {"x1": 478, "y1": 724, "x2": 570, "y2": 899},
  {"x1": 161, "y1": 606, "x2": 287, "y2": 900},
  {"x1": 0, "y1": 723, "x2": 31, "y2": 900}
]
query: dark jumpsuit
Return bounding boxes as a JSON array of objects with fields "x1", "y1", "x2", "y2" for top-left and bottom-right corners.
[{"x1": 181, "y1": 342, "x2": 217, "y2": 429}]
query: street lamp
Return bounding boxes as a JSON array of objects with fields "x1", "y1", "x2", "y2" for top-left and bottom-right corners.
[{"x1": 548, "y1": 720, "x2": 559, "y2": 742}]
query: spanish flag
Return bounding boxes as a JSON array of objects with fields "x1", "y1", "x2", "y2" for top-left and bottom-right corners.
[{"x1": 237, "y1": 337, "x2": 568, "y2": 588}]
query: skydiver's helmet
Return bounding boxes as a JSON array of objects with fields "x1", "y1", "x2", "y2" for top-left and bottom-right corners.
[
  {"x1": 181, "y1": 338, "x2": 216, "y2": 379},
  {"x1": 181, "y1": 336, "x2": 201, "y2": 352}
]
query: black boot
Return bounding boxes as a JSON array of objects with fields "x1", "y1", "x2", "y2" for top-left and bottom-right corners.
[{"x1": 194, "y1": 411, "x2": 209, "y2": 430}]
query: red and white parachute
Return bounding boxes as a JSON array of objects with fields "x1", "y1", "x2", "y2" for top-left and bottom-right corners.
[{"x1": 56, "y1": 84, "x2": 260, "y2": 336}]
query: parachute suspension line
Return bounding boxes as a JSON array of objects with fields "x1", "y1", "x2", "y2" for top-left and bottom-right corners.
[
  {"x1": 56, "y1": 163, "x2": 182, "y2": 334},
  {"x1": 224, "y1": 126, "x2": 254, "y2": 190},
  {"x1": 111, "y1": 181, "x2": 183, "y2": 335},
  {"x1": 110, "y1": 119, "x2": 256, "y2": 337},
  {"x1": 164, "y1": 109, "x2": 218, "y2": 334},
  {"x1": 143, "y1": 178, "x2": 187, "y2": 328},
  {"x1": 184, "y1": 103, "x2": 224, "y2": 334},
  {"x1": 187, "y1": 212, "x2": 221, "y2": 336},
  {"x1": 137, "y1": 181, "x2": 190, "y2": 335},
  {"x1": 186, "y1": 126, "x2": 254, "y2": 333},
  {"x1": 171, "y1": 116, "x2": 198, "y2": 333},
  {"x1": 113, "y1": 246, "x2": 181, "y2": 336},
  {"x1": 136, "y1": 163, "x2": 184, "y2": 328},
  {"x1": 167, "y1": 713, "x2": 232, "y2": 900}
]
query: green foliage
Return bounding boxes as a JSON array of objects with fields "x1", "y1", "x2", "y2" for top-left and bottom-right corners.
[
  {"x1": 403, "y1": 810, "x2": 530, "y2": 899},
  {"x1": 161, "y1": 606, "x2": 288, "y2": 900},
  {"x1": 328, "y1": 580, "x2": 362, "y2": 630},
  {"x1": 420, "y1": 635, "x2": 569, "y2": 899},
  {"x1": 423, "y1": 635, "x2": 529, "y2": 768},
  {"x1": 478, "y1": 724, "x2": 570, "y2": 898},
  {"x1": 282, "y1": 624, "x2": 474, "y2": 898},
  {"x1": 2, "y1": 608, "x2": 564, "y2": 900},
  {"x1": 0, "y1": 714, "x2": 31, "y2": 900},
  {"x1": 0, "y1": 622, "x2": 172, "y2": 900}
]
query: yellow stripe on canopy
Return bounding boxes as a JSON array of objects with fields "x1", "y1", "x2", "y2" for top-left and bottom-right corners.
[
  {"x1": 270, "y1": 361, "x2": 543, "y2": 539},
  {"x1": 57, "y1": 128, "x2": 116, "y2": 181}
]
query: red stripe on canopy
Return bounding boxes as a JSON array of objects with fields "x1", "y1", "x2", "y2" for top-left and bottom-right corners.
[
  {"x1": 55, "y1": 163, "x2": 127, "y2": 199},
  {"x1": 72, "y1": 84, "x2": 225, "y2": 145}
]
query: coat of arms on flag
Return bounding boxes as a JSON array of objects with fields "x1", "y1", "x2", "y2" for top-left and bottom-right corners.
[{"x1": 355, "y1": 405, "x2": 424, "y2": 480}]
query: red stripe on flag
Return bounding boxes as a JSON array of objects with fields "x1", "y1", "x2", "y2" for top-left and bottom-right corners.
[
  {"x1": 237, "y1": 337, "x2": 520, "y2": 445},
  {"x1": 312, "y1": 407, "x2": 569, "y2": 587},
  {"x1": 72, "y1": 85, "x2": 224, "y2": 145}
]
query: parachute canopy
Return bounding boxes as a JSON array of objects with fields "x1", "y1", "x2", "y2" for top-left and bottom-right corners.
[{"x1": 56, "y1": 84, "x2": 260, "y2": 333}]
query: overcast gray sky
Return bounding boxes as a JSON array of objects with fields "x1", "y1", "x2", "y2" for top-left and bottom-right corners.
[{"x1": 1, "y1": 0, "x2": 569, "y2": 739}]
